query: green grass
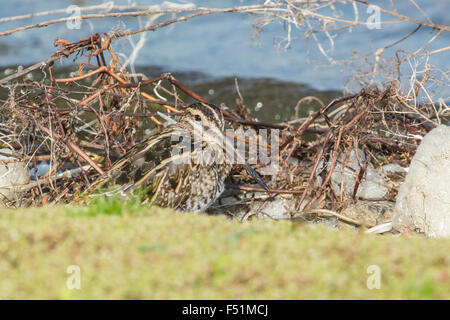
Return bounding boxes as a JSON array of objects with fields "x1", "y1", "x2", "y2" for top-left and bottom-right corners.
[
  {"x1": 68, "y1": 193, "x2": 145, "y2": 217},
  {"x1": 0, "y1": 197, "x2": 448, "y2": 299}
]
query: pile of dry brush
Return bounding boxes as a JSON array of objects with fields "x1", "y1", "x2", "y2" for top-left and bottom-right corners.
[{"x1": 0, "y1": 34, "x2": 444, "y2": 218}]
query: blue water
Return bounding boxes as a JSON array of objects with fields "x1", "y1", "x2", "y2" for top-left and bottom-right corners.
[{"x1": 0, "y1": 0, "x2": 448, "y2": 92}]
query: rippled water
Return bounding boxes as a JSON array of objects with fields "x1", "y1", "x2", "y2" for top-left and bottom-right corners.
[{"x1": 1, "y1": 0, "x2": 448, "y2": 90}]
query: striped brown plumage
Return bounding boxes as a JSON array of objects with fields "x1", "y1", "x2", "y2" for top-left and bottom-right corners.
[{"x1": 86, "y1": 102, "x2": 232, "y2": 213}]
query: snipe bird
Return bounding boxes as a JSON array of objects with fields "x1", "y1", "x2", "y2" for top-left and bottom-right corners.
[{"x1": 88, "y1": 102, "x2": 233, "y2": 213}]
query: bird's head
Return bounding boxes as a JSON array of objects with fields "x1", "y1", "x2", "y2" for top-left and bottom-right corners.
[{"x1": 179, "y1": 102, "x2": 225, "y2": 132}]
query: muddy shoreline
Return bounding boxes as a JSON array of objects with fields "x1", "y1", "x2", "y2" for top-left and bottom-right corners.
[{"x1": 0, "y1": 65, "x2": 341, "y2": 123}]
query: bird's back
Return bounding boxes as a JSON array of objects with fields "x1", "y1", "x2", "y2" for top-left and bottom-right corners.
[{"x1": 85, "y1": 103, "x2": 231, "y2": 212}]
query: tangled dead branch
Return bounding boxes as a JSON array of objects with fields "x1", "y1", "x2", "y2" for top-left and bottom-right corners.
[
  {"x1": 1, "y1": 1, "x2": 448, "y2": 89},
  {"x1": 0, "y1": 32, "x2": 445, "y2": 226}
]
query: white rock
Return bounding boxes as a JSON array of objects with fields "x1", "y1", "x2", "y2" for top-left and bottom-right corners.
[
  {"x1": 0, "y1": 149, "x2": 30, "y2": 203},
  {"x1": 341, "y1": 200, "x2": 394, "y2": 227},
  {"x1": 326, "y1": 149, "x2": 388, "y2": 200},
  {"x1": 381, "y1": 163, "x2": 407, "y2": 174},
  {"x1": 365, "y1": 222, "x2": 393, "y2": 234},
  {"x1": 393, "y1": 125, "x2": 450, "y2": 238},
  {"x1": 212, "y1": 193, "x2": 310, "y2": 221},
  {"x1": 259, "y1": 197, "x2": 296, "y2": 220}
]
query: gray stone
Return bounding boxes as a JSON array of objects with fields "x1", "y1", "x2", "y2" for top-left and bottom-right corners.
[
  {"x1": 211, "y1": 191, "x2": 316, "y2": 221},
  {"x1": 381, "y1": 163, "x2": 407, "y2": 175},
  {"x1": 0, "y1": 148, "x2": 30, "y2": 204},
  {"x1": 318, "y1": 149, "x2": 407, "y2": 201},
  {"x1": 341, "y1": 201, "x2": 394, "y2": 227},
  {"x1": 326, "y1": 149, "x2": 389, "y2": 200},
  {"x1": 393, "y1": 125, "x2": 450, "y2": 238},
  {"x1": 258, "y1": 197, "x2": 297, "y2": 220},
  {"x1": 212, "y1": 194, "x2": 297, "y2": 220}
]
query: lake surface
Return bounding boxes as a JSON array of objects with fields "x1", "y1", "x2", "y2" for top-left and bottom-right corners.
[{"x1": 0, "y1": 0, "x2": 448, "y2": 96}]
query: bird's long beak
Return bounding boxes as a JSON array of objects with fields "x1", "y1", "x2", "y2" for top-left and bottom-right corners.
[{"x1": 243, "y1": 163, "x2": 270, "y2": 193}]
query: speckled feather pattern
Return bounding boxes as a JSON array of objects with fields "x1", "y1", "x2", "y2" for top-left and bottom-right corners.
[{"x1": 88, "y1": 103, "x2": 231, "y2": 213}]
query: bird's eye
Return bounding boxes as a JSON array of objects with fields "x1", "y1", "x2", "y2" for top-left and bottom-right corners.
[{"x1": 194, "y1": 115, "x2": 201, "y2": 121}]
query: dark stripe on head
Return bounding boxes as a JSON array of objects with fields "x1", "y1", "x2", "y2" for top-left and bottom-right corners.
[{"x1": 188, "y1": 102, "x2": 224, "y2": 130}]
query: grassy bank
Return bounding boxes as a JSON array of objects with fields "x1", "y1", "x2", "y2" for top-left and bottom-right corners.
[{"x1": 0, "y1": 199, "x2": 448, "y2": 299}]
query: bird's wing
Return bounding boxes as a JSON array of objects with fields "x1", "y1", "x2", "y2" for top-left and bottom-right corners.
[{"x1": 84, "y1": 125, "x2": 192, "y2": 198}]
